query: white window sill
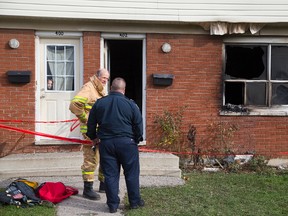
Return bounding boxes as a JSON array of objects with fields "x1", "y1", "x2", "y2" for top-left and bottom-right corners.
[{"x1": 220, "y1": 107, "x2": 288, "y2": 116}]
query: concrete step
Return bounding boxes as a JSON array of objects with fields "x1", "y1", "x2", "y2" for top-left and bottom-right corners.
[{"x1": 0, "y1": 152, "x2": 181, "y2": 178}]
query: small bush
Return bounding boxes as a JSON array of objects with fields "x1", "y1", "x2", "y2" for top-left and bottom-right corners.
[{"x1": 153, "y1": 106, "x2": 187, "y2": 152}]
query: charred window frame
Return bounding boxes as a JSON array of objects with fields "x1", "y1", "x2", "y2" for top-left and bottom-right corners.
[{"x1": 223, "y1": 44, "x2": 288, "y2": 111}]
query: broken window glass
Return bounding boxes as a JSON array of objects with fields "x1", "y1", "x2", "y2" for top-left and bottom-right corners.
[
  {"x1": 224, "y1": 82, "x2": 244, "y2": 105},
  {"x1": 225, "y1": 46, "x2": 267, "y2": 80},
  {"x1": 272, "y1": 84, "x2": 288, "y2": 105}
]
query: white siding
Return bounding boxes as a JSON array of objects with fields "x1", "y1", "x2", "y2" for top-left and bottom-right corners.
[{"x1": 1, "y1": 0, "x2": 288, "y2": 23}]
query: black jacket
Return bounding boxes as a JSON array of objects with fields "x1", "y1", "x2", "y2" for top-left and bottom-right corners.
[{"x1": 86, "y1": 91, "x2": 143, "y2": 143}]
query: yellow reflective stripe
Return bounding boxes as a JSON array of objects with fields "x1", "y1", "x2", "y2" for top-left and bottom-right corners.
[
  {"x1": 72, "y1": 96, "x2": 88, "y2": 104},
  {"x1": 80, "y1": 125, "x2": 87, "y2": 133},
  {"x1": 85, "y1": 105, "x2": 92, "y2": 109},
  {"x1": 79, "y1": 112, "x2": 86, "y2": 119},
  {"x1": 82, "y1": 171, "x2": 94, "y2": 175}
]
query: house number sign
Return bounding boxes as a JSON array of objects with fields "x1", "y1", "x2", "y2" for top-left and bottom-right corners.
[
  {"x1": 119, "y1": 33, "x2": 128, "y2": 38},
  {"x1": 55, "y1": 31, "x2": 65, "y2": 36}
]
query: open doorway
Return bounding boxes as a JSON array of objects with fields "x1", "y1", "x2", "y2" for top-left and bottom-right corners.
[
  {"x1": 102, "y1": 35, "x2": 146, "y2": 140},
  {"x1": 106, "y1": 40, "x2": 143, "y2": 109}
]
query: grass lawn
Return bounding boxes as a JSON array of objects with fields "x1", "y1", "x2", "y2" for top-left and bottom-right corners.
[
  {"x1": 0, "y1": 204, "x2": 56, "y2": 216},
  {"x1": 124, "y1": 171, "x2": 288, "y2": 216},
  {"x1": 1, "y1": 171, "x2": 287, "y2": 216}
]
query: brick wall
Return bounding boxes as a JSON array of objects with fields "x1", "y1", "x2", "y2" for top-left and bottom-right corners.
[
  {"x1": 83, "y1": 32, "x2": 101, "y2": 81},
  {"x1": 145, "y1": 33, "x2": 288, "y2": 158},
  {"x1": 0, "y1": 29, "x2": 37, "y2": 156}
]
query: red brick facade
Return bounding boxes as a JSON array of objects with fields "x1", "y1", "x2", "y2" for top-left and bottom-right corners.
[{"x1": 1, "y1": 30, "x2": 287, "y2": 158}]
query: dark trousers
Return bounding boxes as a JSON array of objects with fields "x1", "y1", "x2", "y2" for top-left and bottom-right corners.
[{"x1": 99, "y1": 137, "x2": 141, "y2": 210}]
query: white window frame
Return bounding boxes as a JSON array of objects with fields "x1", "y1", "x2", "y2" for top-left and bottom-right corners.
[{"x1": 221, "y1": 37, "x2": 288, "y2": 116}]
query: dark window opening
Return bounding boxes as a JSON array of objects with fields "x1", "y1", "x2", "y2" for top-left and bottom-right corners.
[
  {"x1": 225, "y1": 82, "x2": 244, "y2": 105},
  {"x1": 226, "y1": 46, "x2": 266, "y2": 79}
]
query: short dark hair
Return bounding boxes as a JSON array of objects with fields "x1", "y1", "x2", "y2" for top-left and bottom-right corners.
[{"x1": 111, "y1": 77, "x2": 126, "y2": 91}]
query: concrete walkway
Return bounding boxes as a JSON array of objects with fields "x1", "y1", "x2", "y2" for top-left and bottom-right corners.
[{"x1": 0, "y1": 175, "x2": 185, "y2": 216}]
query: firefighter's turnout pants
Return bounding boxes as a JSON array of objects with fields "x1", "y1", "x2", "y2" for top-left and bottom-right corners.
[{"x1": 81, "y1": 135, "x2": 104, "y2": 183}]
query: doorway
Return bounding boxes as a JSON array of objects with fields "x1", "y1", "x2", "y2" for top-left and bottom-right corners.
[
  {"x1": 102, "y1": 34, "x2": 146, "y2": 139},
  {"x1": 35, "y1": 35, "x2": 82, "y2": 144},
  {"x1": 106, "y1": 40, "x2": 143, "y2": 108}
]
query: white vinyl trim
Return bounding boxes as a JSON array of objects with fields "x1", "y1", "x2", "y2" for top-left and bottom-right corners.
[
  {"x1": 35, "y1": 35, "x2": 41, "y2": 140},
  {"x1": 224, "y1": 37, "x2": 288, "y2": 44},
  {"x1": 35, "y1": 31, "x2": 83, "y2": 38},
  {"x1": 101, "y1": 33, "x2": 146, "y2": 39}
]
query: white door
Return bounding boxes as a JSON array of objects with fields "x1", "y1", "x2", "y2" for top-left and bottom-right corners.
[{"x1": 36, "y1": 38, "x2": 81, "y2": 144}]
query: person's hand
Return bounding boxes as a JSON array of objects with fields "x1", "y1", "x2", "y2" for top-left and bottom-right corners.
[
  {"x1": 91, "y1": 138, "x2": 100, "y2": 152},
  {"x1": 92, "y1": 138, "x2": 100, "y2": 145}
]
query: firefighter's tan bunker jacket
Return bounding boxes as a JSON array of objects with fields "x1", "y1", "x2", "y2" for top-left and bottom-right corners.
[
  {"x1": 69, "y1": 75, "x2": 106, "y2": 182},
  {"x1": 69, "y1": 75, "x2": 106, "y2": 134}
]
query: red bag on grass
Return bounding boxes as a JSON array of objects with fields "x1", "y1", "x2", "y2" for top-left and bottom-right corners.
[{"x1": 36, "y1": 182, "x2": 78, "y2": 204}]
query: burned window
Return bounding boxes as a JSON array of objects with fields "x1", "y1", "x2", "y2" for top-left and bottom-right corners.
[
  {"x1": 224, "y1": 44, "x2": 288, "y2": 108},
  {"x1": 225, "y1": 46, "x2": 266, "y2": 80}
]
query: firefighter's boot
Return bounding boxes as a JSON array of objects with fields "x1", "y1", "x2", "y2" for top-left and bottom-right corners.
[{"x1": 83, "y1": 181, "x2": 100, "y2": 200}]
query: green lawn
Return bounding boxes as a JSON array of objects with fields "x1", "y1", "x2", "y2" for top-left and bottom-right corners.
[
  {"x1": 124, "y1": 171, "x2": 288, "y2": 216},
  {"x1": 1, "y1": 171, "x2": 287, "y2": 216},
  {"x1": 0, "y1": 205, "x2": 56, "y2": 216}
]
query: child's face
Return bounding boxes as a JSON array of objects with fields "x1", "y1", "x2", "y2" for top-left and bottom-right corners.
[{"x1": 47, "y1": 80, "x2": 53, "y2": 89}]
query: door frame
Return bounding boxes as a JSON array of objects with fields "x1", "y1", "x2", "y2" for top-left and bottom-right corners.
[
  {"x1": 100, "y1": 33, "x2": 147, "y2": 141},
  {"x1": 35, "y1": 31, "x2": 83, "y2": 144}
]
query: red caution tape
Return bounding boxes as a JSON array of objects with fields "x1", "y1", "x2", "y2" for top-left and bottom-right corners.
[
  {"x1": 0, "y1": 123, "x2": 91, "y2": 145},
  {"x1": 70, "y1": 120, "x2": 80, "y2": 132},
  {"x1": 138, "y1": 147, "x2": 235, "y2": 156},
  {"x1": 0, "y1": 119, "x2": 78, "y2": 123},
  {"x1": 139, "y1": 147, "x2": 288, "y2": 157}
]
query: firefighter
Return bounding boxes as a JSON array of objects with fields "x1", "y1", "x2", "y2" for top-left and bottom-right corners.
[{"x1": 69, "y1": 68, "x2": 110, "y2": 200}]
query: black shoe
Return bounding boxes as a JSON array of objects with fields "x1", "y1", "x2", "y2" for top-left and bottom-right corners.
[
  {"x1": 130, "y1": 199, "x2": 145, "y2": 209},
  {"x1": 109, "y1": 208, "x2": 117, "y2": 213},
  {"x1": 99, "y1": 182, "x2": 106, "y2": 193}
]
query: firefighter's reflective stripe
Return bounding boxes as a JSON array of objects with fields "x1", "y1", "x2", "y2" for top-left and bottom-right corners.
[
  {"x1": 79, "y1": 112, "x2": 87, "y2": 122},
  {"x1": 85, "y1": 104, "x2": 92, "y2": 110},
  {"x1": 80, "y1": 125, "x2": 88, "y2": 133},
  {"x1": 82, "y1": 171, "x2": 94, "y2": 175},
  {"x1": 72, "y1": 96, "x2": 88, "y2": 104}
]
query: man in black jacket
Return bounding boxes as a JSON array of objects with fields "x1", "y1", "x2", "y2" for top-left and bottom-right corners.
[{"x1": 86, "y1": 77, "x2": 144, "y2": 213}]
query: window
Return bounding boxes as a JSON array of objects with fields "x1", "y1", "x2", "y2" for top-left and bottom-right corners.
[
  {"x1": 223, "y1": 44, "x2": 288, "y2": 112},
  {"x1": 46, "y1": 45, "x2": 75, "y2": 91}
]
